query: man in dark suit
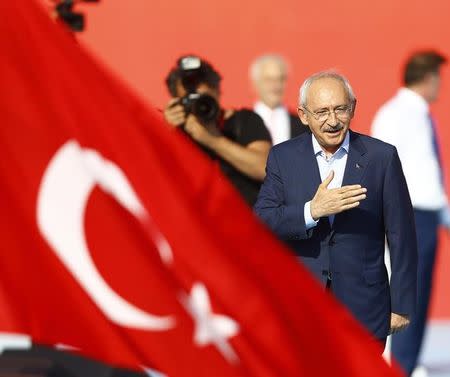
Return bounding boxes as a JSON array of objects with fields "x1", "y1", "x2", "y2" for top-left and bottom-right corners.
[
  {"x1": 254, "y1": 71, "x2": 418, "y2": 345},
  {"x1": 250, "y1": 54, "x2": 307, "y2": 144}
]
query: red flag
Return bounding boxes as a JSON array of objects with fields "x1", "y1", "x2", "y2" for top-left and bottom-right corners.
[{"x1": 0, "y1": 1, "x2": 402, "y2": 376}]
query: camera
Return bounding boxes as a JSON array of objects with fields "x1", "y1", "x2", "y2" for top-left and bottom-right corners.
[
  {"x1": 54, "y1": 0, "x2": 99, "y2": 32},
  {"x1": 179, "y1": 93, "x2": 219, "y2": 124},
  {"x1": 177, "y1": 56, "x2": 220, "y2": 124}
]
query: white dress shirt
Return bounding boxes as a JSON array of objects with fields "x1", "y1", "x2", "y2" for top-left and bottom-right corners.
[
  {"x1": 304, "y1": 131, "x2": 350, "y2": 229},
  {"x1": 254, "y1": 101, "x2": 291, "y2": 145},
  {"x1": 371, "y1": 88, "x2": 447, "y2": 212}
]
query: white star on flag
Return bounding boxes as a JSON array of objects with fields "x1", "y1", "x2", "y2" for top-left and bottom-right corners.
[{"x1": 181, "y1": 282, "x2": 240, "y2": 364}]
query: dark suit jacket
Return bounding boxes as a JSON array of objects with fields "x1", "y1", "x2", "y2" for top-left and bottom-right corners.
[{"x1": 254, "y1": 130, "x2": 418, "y2": 339}]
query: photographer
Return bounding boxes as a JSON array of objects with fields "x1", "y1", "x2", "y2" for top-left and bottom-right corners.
[{"x1": 163, "y1": 55, "x2": 272, "y2": 206}]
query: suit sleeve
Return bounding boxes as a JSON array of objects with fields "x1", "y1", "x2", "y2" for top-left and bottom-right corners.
[
  {"x1": 254, "y1": 148, "x2": 311, "y2": 240},
  {"x1": 383, "y1": 147, "x2": 418, "y2": 317}
]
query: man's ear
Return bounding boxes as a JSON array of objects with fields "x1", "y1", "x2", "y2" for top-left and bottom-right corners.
[
  {"x1": 350, "y1": 99, "x2": 357, "y2": 118},
  {"x1": 297, "y1": 107, "x2": 309, "y2": 125},
  {"x1": 423, "y1": 72, "x2": 436, "y2": 84}
]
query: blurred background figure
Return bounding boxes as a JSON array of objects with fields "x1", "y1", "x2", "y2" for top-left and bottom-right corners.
[
  {"x1": 163, "y1": 55, "x2": 272, "y2": 206},
  {"x1": 371, "y1": 50, "x2": 449, "y2": 377},
  {"x1": 250, "y1": 54, "x2": 306, "y2": 145}
]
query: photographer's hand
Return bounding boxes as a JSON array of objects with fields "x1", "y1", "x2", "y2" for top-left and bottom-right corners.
[
  {"x1": 184, "y1": 115, "x2": 219, "y2": 146},
  {"x1": 163, "y1": 98, "x2": 186, "y2": 127}
]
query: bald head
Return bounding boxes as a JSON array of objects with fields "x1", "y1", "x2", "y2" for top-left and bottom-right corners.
[{"x1": 250, "y1": 55, "x2": 288, "y2": 109}]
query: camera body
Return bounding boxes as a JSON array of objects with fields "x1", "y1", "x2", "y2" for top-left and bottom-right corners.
[{"x1": 178, "y1": 56, "x2": 220, "y2": 125}]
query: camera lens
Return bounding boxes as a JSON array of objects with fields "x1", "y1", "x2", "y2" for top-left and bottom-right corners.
[{"x1": 191, "y1": 94, "x2": 219, "y2": 124}]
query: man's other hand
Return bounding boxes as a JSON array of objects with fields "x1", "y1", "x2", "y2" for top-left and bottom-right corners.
[
  {"x1": 163, "y1": 98, "x2": 186, "y2": 127},
  {"x1": 389, "y1": 313, "x2": 410, "y2": 334},
  {"x1": 310, "y1": 170, "x2": 367, "y2": 220}
]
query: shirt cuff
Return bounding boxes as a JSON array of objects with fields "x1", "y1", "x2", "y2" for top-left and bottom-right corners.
[{"x1": 304, "y1": 201, "x2": 319, "y2": 230}]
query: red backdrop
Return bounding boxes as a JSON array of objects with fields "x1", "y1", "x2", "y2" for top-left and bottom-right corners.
[{"x1": 76, "y1": 0, "x2": 450, "y2": 318}]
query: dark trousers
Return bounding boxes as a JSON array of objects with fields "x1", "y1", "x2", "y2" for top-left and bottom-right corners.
[{"x1": 391, "y1": 209, "x2": 439, "y2": 376}]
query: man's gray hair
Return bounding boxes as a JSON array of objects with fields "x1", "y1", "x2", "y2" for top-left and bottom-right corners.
[
  {"x1": 298, "y1": 71, "x2": 356, "y2": 107},
  {"x1": 249, "y1": 54, "x2": 288, "y2": 82}
]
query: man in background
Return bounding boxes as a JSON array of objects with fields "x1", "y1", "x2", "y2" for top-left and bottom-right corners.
[
  {"x1": 371, "y1": 50, "x2": 449, "y2": 377},
  {"x1": 163, "y1": 55, "x2": 272, "y2": 206},
  {"x1": 250, "y1": 54, "x2": 306, "y2": 145}
]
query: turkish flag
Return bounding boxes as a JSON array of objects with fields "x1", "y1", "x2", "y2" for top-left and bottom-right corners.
[{"x1": 0, "y1": 1, "x2": 402, "y2": 377}]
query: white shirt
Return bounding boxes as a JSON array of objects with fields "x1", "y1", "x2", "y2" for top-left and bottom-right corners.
[
  {"x1": 371, "y1": 88, "x2": 447, "y2": 211},
  {"x1": 304, "y1": 132, "x2": 350, "y2": 229},
  {"x1": 254, "y1": 101, "x2": 291, "y2": 145}
]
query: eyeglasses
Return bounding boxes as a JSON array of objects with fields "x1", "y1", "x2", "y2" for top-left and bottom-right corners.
[{"x1": 303, "y1": 105, "x2": 353, "y2": 123}]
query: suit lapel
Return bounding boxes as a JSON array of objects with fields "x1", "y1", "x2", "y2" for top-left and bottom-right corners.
[
  {"x1": 341, "y1": 130, "x2": 368, "y2": 187},
  {"x1": 297, "y1": 135, "x2": 332, "y2": 235},
  {"x1": 332, "y1": 130, "x2": 368, "y2": 230},
  {"x1": 295, "y1": 133, "x2": 322, "y2": 201}
]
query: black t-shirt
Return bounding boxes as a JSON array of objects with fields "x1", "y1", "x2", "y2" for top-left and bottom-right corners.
[
  {"x1": 217, "y1": 109, "x2": 271, "y2": 206},
  {"x1": 185, "y1": 109, "x2": 271, "y2": 206}
]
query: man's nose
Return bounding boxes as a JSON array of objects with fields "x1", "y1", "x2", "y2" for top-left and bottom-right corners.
[{"x1": 327, "y1": 111, "x2": 339, "y2": 126}]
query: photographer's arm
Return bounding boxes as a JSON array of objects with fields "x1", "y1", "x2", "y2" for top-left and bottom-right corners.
[
  {"x1": 184, "y1": 115, "x2": 270, "y2": 181},
  {"x1": 209, "y1": 137, "x2": 271, "y2": 181}
]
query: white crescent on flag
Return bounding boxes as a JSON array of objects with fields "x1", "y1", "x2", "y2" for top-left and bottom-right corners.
[{"x1": 37, "y1": 140, "x2": 175, "y2": 331}]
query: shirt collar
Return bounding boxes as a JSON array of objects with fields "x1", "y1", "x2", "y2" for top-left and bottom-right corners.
[
  {"x1": 312, "y1": 131, "x2": 350, "y2": 157},
  {"x1": 397, "y1": 87, "x2": 429, "y2": 113},
  {"x1": 254, "y1": 101, "x2": 285, "y2": 115}
]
